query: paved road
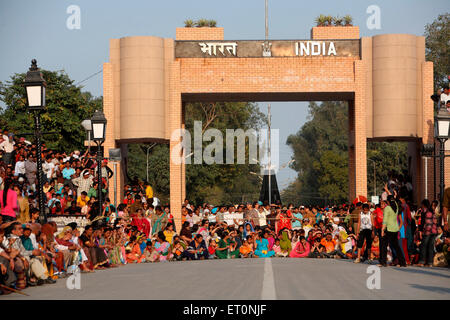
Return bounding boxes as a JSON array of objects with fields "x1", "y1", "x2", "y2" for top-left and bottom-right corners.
[{"x1": 2, "y1": 258, "x2": 449, "y2": 300}]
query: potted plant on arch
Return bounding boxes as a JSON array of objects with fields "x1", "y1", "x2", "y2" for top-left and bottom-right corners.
[
  {"x1": 325, "y1": 15, "x2": 333, "y2": 26},
  {"x1": 184, "y1": 19, "x2": 194, "y2": 28},
  {"x1": 333, "y1": 16, "x2": 344, "y2": 26},
  {"x1": 315, "y1": 14, "x2": 327, "y2": 27},
  {"x1": 344, "y1": 15, "x2": 353, "y2": 26},
  {"x1": 196, "y1": 18, "x2": 209, "y2": 27}
]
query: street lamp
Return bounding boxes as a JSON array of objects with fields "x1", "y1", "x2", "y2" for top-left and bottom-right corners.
[
  {"x1": 368, "y1": 158, "x2": 376, "y2": 197},
  {"x1": 23, "y1": 59, "x2": 47, "y2": 224},
  {"x1": 435, "y1": 106, "x2": 450, "y2": 205},
  {"x1": 91, "y1": 110, "x2": 107, "y2": 218}
]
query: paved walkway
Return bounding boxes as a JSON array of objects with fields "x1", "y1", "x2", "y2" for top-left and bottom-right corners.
[{"x1": 2, "y1": 258, "x2": 449, "y2": 300}]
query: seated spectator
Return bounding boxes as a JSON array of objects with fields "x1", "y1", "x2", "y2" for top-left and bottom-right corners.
[
  {"x1": 253, "y1": 232, "x2": 275, "y2": 258},
  {"x1": 183, "y1": 234, "x2": 208, "y2": 260},
  {"x1": 154, "y1": 231, "x2": 171, "y2": 261},
  {"x1": 290, "y1": 236, "x2": 310, "y2": 258},
  {"x1": 239, "y1": 238, "x2": 253, "y2": 258}
]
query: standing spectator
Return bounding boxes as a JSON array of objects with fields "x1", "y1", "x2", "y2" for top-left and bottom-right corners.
[
  {"x1": 0, "y1": 133, "x2": 15, "y2": 166},
  {"x1": 24, "y1": 155, "x2": 37, "y2": 191},
  {"x1": 42, "y1": 155, "x2": 56, "y2": 183},
  {"x1": 372, "y1": 204, "x2": 384, "y2": 237},
  {"x1": 73, "y1": 170, "x2": 94, "y2": 196},
  {"x1": 417, "y1": 199, "x2": 438, "y2": 267},
  {"x1": 379, "y1": 198, "x2": 407, "y2": 267},
  {"x1": 354, "y1": 203, "x2": 374, "y2": 263},
  {"x1": 0, "y1": 179, "x2": 18, "y2": 222}
]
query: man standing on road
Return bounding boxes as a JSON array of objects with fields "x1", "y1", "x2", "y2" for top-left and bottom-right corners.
[
  {"x1": 379, "y1": 198, "x2": 407, "y2": 267},
  {"x1": 354, "y1": 203, "x2": 374, "y2": 263}
]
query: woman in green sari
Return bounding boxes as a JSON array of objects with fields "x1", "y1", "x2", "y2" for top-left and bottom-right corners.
[
  {"x1": 279, "y1": 228, "x2": 292, "y2": 256},
  {"x1": 216, "y1": 231, "x2": 231, "y2": 259},
  {"x1": 151, "y1": 206, "x2": 168, "y2": 235}
]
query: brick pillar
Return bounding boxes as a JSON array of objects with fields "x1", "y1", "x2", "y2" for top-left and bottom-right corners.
[
  {"x1": 353, "y1": 60, "x2": 368, "y2": 200},
  {"x1": 181, "y1": 102, "x2": 186, "y2": 202},
  {"x1": 103, "y1": 62, "x2": 120, "y2": 204},
  {"x1": 169, "y1": 61, "x2": 183, "y2": 231},
  {"x1": 421, "y1": 61, "x2": 434, "y2": 201},
  {"x1": 348, "y1": 100, "x2": 356, "y2": 200}
]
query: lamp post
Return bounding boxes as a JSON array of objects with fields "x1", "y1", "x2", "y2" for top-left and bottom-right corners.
[
  {"x1": 91, "y1": 110, "x2": 107, "y2": 218},
  {"x1": 146, "y1": 143, "x2": 157, "y2": 183},
  {"x1": 24, "y1": 59, "x2": 47, "y2": 224},
  {"x1": 434, "y1": 106, "x2": 450, "y2": 206},
  {"x1": 368, "y1": 158, "x2": 376, "y2": 197}
]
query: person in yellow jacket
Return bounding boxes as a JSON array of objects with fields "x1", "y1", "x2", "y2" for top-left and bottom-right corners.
[{"x1": 145, "y1": 183, "x2": 153, "y2": 200}]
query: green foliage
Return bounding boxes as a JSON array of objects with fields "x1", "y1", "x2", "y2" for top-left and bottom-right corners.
[
  {"x1": 425, "y1": 13, "x2": 450, "y2": 91},
  {"x1": 127, "y1": 102, "x2": 266, "y2": 206},
  {"x1": 315, "y1": 14, "x2": 327, "y2": 26},
  {"x1": 186, "y1": 19, "x2": 218, "y2": 28},
  {"x1": 127, "y1": 144, "x2": 170, "y2": 204},
  {"x1": 313, "y1": 150, "x2": 348, "y2": 203},
  {"x1": 196, "y1": 19, "x2": 210, "y2": 27},
  {"x1": 315, "y1": 14, "x2": 352, "y2": 27},
  {"x1": 184, "y1": 19, "x2": 194, "y2": 27},
  {"x1": 343, "y1": 15, "x2": 353, "y2": 26},
  {"x1": 185, "y1": 102, "x2": 265, "y2": 205},
  {"x1": 0, "y1": 69, "x2": 102, "y2": 152},
  {"x1": 324, "y1": 15, "x2": 334, "y2": 26},
  {"x1": 285, "y1": 101, "x2": 348, "y2": 205},
  {"x1": 284, "y1": 101, "x2": 409, "y2": 206},
  {"x1": 366, "y1": 141, "x2": 409, "y2": 196},
  {"x1": 333, "y1": 16, "x2": 344, "y2": 26}
]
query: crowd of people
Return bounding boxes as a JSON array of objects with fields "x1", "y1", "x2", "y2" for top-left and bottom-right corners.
[{"x1": 1, "y1": 127, "x2": 450, "y2": 296}]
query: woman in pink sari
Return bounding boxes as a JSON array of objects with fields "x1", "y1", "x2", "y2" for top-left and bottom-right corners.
[
  {"x1": 154, "y1": 231, "x2": 172, "y2": 261},
  {"x1": 289, "y1": 236, "x2": 310, "y2": 258}
]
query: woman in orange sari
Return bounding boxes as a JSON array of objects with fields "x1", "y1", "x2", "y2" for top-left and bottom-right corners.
[
  {"x1": 276, "y1": 210, "x2": 292, "y2": 235},
  {"x1": 126, "y1": 236, "x2": 145, "y2": 263}
]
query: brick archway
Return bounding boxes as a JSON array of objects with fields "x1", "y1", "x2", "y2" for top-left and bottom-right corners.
[{"x1": 103, "y1": 26, "x2": 434, "y2": 231}]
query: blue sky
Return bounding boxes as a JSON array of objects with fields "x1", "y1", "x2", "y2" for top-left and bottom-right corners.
[{"x1": 0, "y1": 0, "x2": 446, "y2": 189}]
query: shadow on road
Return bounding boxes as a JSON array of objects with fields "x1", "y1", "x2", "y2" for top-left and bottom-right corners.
[
  {"x1": 391, "y1": 267, "x2": 450, "y2": 279},
  {"x1": 409, "y1": 284, "x2": 450, "y2": 295}
]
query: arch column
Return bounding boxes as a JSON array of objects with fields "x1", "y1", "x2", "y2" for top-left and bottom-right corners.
[
  {"x1": 349, "y1": 60, "x2": 368, "y2": 201},
  {"x1": 169, "y1": 61, "x2": 183, "y2": 232}
]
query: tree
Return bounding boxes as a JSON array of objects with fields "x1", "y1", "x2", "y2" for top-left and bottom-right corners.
[
  {"x1": 127, "y1": 101, "x2": 266, "y2": 205},
  {"x1": 284, "y1": 101, "x2": 409, "y2": 206},
  {"x1": 0, "y1": 69, "x2": 102, "y2": 152},
  {"x1": 313, "y1": 150, "x2": 348, "y2": 204},
  {"x1": 425, "y1": 13, "x2": 450, "y2": 91},
  {"x1": 285, "y1": 101, "x2": 348, "y2": 205},
  {"x1": 366, "y1": 141, "x2": 409, "y2": 196}
]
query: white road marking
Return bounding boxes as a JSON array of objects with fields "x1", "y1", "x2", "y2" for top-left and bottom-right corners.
[{"x1": 261, "y1": 258, "x2": 277, "y2": 300}]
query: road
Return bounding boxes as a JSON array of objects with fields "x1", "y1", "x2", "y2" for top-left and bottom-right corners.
[{"x1": 2, "y1": 258, "x2": 449, "y2": 300}]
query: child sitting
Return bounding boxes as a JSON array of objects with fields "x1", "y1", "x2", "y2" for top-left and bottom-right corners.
[
  {"x1": 171, "y1": 238, "x2": 185, "y2": 261},
  {"x1": 370, "y1": 235, "x2": 380, "y2": 261},
  {"x1": 143, "y1": 240, "x2": 159, "y2": 263},
  {"x1": 273, "y1": 239, "x2": 288, "y2": 257},
  {"x1": 239, "y1": 239, "x2": 253, "y2": 258},
  {"x1": 208, "y1": 239, "x2": 217, "y2": 259}
]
